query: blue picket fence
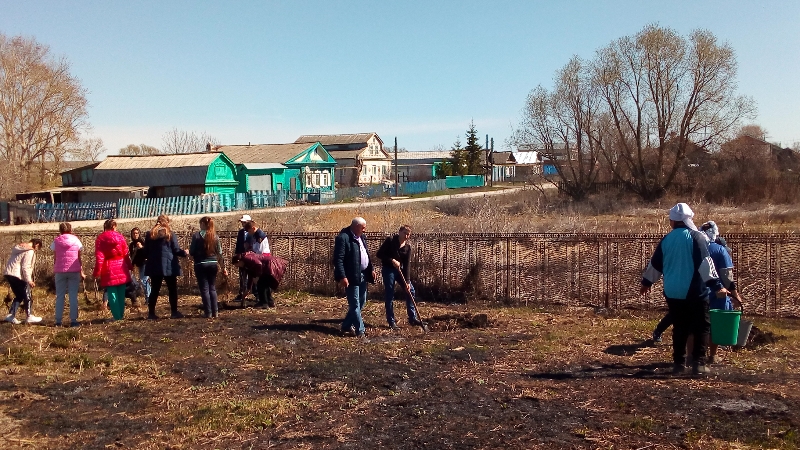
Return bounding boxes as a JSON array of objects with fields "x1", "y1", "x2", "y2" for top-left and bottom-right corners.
[
  {"x1": 30, "y1": 178, "x2": 484, "y2": 222},
  {"x1": 398, "y1": 179, "x2": 447, "y2": 195},
  {"x1": 35, "y1": 202, "x2": 117, "y2": 222},
  {"x1": 117, "y1": 191, "x2": 289, "y2": 219}
]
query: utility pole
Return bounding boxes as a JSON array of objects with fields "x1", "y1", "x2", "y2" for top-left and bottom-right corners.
[
  {"x1": 394, "y1": 137, "x2": 399, "y2": 197},
  {"x1": 485, "y1": 135, "x2": 489, "y2": 186},
  {"x1": 490, "y1": 138, "x2": 494, "y2": 187}
]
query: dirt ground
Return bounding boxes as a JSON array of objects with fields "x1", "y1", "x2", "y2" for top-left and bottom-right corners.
[{"x1": 0, "y1": 290, "x2": 798, "y2": 449}]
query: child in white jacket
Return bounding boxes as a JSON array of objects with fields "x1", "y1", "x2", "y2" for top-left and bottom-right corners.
[{"x1": 4, "y1": 239, "x2": 43, "y2": 324}]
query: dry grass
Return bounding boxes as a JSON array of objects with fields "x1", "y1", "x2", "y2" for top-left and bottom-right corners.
[{"x1": 0, "y1": 290, "x2": 798, "y2": 448}]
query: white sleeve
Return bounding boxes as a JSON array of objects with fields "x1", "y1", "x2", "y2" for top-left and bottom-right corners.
[{"x1": 262, "y1": 238, "x2": 270, "y2": 254}]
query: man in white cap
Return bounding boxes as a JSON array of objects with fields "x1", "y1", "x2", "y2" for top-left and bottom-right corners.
[
  {"x1": 640, "y1": 203, "x2": 728, "y2": 376},
  {"x1": 234, "y1": 214, "x2": 252, "y2": 302}
]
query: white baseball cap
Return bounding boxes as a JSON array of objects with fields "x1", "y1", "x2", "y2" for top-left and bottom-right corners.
[
  {"x1": 239, "y1": 214, "x2": 252, "y2": 222},
  {"x1": 668, "y1": 203, "x2": 697, "y2": 231}
]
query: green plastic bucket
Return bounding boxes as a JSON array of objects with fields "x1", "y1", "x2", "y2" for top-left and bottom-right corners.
[{"x1": 709, "y1": 309, "x2": 741, "y2": 346}]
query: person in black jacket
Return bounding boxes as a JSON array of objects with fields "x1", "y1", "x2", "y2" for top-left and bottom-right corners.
[
  {"x1": 234, "y1": 215, "x2": 251, "y2": 302},
  {"x1": 144, "y1": 214, "x2": 188, "y2": 320},
  {"x1": 333, "y1": 217, "x2": 376, "y2": 340},
  {"x1": 376, "y1": 225, "x2": 420, "y2": 330},
  {"x1": 128, "y1": 227, "x2": 150, "y2": 303}
]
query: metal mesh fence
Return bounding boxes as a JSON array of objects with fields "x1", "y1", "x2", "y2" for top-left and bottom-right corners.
[{"x1": 1, "y1": 230, "x2": 798, "y2": 317}]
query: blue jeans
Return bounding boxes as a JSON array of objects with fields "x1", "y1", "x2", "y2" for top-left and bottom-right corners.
[
  {"x1": 54, "y1": 272, "x2": 81, "y2": 324},
  {"x1": 341, "y1": 276, "x2": 367, "y2": 335},
  {"x1": 382, "y1": 267, "x2": 417, "y2": 325},
  {"x1": 195, "y1": 263, "x2": 219, "y2": 316}
]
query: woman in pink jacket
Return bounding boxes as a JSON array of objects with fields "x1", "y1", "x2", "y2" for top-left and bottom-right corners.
[
  {"x1": 51, "y1": 222, "x2": 86, "y2": 327},
  {"x1": 93, "y1": 219, "x2": 132, "y2": 320}
]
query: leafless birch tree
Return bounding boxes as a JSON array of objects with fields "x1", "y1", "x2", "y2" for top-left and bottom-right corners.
[
  {"x1": 0, "y1": 33, "x2": 89, "y2": 197},
  {"x1": 512, "y1": 56, "x2": 602, "y2": 200},
  {"x1": 591, "y1": 25, "x2": 755, "y2": 200}
]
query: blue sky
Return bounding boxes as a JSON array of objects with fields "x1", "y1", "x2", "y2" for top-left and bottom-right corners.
[{"x1": 2, "y1": 0, "x2": 798, "y2": 156}]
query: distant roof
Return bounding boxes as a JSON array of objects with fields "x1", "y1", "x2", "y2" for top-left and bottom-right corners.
[
  {"x1": 60, "y1": 162, "x2": 101, "y2": 175},
  {"x1": 218, "y1": 143, "x2": 318, "y2": 164},
  {"x1": 17, "y1": 185, "x2": 148, "y2": 195},
  {"x1": 295, "y1": 133, "x2": 379, "y2": 146},
  {"x1": 491, "y1": 151, "x2": 514, "y2": 165},
  {"x1": 325, "y1": 150, "x2": 362, "y2": 159},
  {"x1": 242, "y1": 163, "x2": 287, "y2": 170},
  {"x1": 394, "y1": 151, "x2": 452, "y2": 161},
  {"x1": 92, "y1": 152, "x2": 225, "y2": 187},
  {"x1": 511, "y1": 151, "x2": 540, "y2": 164},
  {"x1": 96, "y1": 152, "x2": 222, "y2": 170}
]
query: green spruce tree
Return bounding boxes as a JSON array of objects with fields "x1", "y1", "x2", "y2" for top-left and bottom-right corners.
[{"x1": 464, "y1": 121, "x2": 484, "y2": 175}]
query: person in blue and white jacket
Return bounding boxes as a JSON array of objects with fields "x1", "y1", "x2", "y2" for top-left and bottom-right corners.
[
  {"x1": 701, "y1": 220, "x2": 743, "y2": 363},
  {"x1": 640, "y1": 203, "x2": 729, "y2": 376}
]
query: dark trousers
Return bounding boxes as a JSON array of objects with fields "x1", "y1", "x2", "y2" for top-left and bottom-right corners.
[
  {"x1": 654, "y1": 311, "x2": 673, "y2": 337},
  {"x1": 4, "y1": 275, "x2": 31, "y2": 317},
  {"x1": 666, "y1": 297, "x2": 710, "y2": 365},
  {"x1": 238, "y1": 267, "x2": 250, "y2": 297},
  {"x1": 148, "y1": 275, "x2": 179, "y2": 315},
  {"x1": 254, "y1": 276, "x2": 274, "y2": 307},
  {"x1": 195, "y1": 264, "x2": 219, "y2": 317}
]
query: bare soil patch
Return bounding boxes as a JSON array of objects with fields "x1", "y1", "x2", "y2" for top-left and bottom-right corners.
[{"x1": 0, "y1": 290, "x2": 798, "y2": 449}]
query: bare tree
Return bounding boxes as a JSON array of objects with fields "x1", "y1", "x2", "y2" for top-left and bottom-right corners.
[
  {"x1": 737, "y1": 124, "x2": 768, "y2": 141},
  {"x1": 118, "y1": 143, "x2": 161, "y2": 156},
  {"x1": 591, "y1": 25, "x2": 755, "y2": 200},
  {"x1": 161, "y1": 128, "x2": 220, "y2": 154},
  {"x1": 512, "y1": 56, "x2": 602, "y2": 200},
  {"x1": 69, "y1": 136, "x2": 106, "y2": 162},
  {"x1": 0, "y1": 33, "x2": 89, "y2": 197}
]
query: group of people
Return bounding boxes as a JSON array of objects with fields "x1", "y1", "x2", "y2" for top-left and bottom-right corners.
[
  {"x1": 3, "y1": 204, "x2": 744, "y2": 375},
  {"x1": 641, "y1": 202, "x2": 743, "y2": 376},
  {"x1": 3, "y1": 214, "x2": 243, "y2": 326}
]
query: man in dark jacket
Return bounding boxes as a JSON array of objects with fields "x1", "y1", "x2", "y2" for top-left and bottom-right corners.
[
  {"x1": 640, "y1": 203, "x2": 728, "y2": 376},
  {"x1": 333, "y1": 217, "x2": 376, "y2": 340},
  {"x1": 234, "y1": 215, "x2": 251, "y2": 301},
  {"x1": 376, "y1": 225, "x2": 420, "y2": 330}
]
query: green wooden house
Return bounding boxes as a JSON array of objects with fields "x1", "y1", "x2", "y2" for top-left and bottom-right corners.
[
  {"x1": 91, "y1": 152, "x2": 238, "y2": 197},
  {"x1": 216, "y1": 142, "x2": 336, "y2": 193}
]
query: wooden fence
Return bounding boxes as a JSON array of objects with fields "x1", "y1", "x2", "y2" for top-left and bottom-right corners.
[{"x1": 1, "y1": 231, "x2": 799, "y2": 317}]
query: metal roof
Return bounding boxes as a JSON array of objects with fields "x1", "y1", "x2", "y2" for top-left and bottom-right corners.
[
  {"x1": 295, "y1": 133, "x2": 379, "y2": 146},
  {"x1": 242, "y1": 163, "x2": 287, "y2": 170},
  {"x1": 491, "y1": 151, "x2": 514, "y2": 165},
  {"x1": 95, "y1": 152, "x2": 222, "y2": 170},
  {"x1": 18, "y1": 185, "x2": 149, "y2": 195},
  {"x1": 92, "y1": 152, "x2": 225, "y2": 187},
  {"x1": 394, "y1": 151, "x2": 453, "y2": 161},
  {"x1": 218, "y1": 143, "x2": 317, "y2": 164},
  {"x1": 511, "y1": 151, "x2": 540, "y2": 164}
]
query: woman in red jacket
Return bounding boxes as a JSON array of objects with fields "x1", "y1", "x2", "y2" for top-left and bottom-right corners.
[{"x1": 93, "y1": 219, "x2": 132, "y2": 320}]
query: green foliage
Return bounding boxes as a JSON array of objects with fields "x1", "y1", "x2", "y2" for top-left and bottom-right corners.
[
  {"x1": 50, "y1": 329, "x2": 80, "y2": 349},
  {"x1": 439, "y1": 123, "x2": 485, "y2": 178},
  {"x1": 464, "y1": 121, "x2": 484, "y2": 175}
]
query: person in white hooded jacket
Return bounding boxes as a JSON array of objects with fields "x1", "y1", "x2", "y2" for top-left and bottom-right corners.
[{"x1": 4, "y1": 238, "x2": 43, "y2": 324}]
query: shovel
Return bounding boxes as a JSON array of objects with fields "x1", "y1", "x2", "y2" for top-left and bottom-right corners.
[{"x1": 397, "y1": 270, "x2": 429, "y2": 333}]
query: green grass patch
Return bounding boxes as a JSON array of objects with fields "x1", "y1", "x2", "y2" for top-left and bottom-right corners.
[
  {"x1": 4, "y1": 347, "x2": 45, "y2": 366},
  {"x1": 178, "y1": 398, "x2": 293, "y2": 433},
  {"x1": 50, "y1": 329, "x2": 80, "y2": 349}
]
